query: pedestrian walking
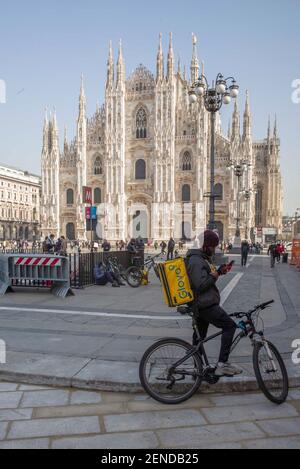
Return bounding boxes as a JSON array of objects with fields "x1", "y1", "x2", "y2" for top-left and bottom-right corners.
[
  {"x1": 268, "y1": 243, "x2": 277, "y2": 268},
  {"x1": 241, "y1": 240, "x2": 250, "y2": 267},
  {"x1": 167, "y1": 237, "x2": 176, "y2": 260}
]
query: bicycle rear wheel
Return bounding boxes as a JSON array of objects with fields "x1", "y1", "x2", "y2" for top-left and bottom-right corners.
[
  {"x1": 126, "y1": 266, "x2": 143, "y2": 288},
  {"x1": 253, "y1": 340, "x2": 289, "y2": 404},
  {"x1": 139, "y1": 338, "x2": 203, "y2": 405}
]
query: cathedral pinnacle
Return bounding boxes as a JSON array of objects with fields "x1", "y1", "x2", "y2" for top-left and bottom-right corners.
[
  {"x1": 117, "y1": 39, "x2": 125, "y2": 85},
  {"x1": 167, "y1": 32, "x2": 174, "y2": 80},
  {"x1": 190, "y1": 33, "x2": 199, "y2": 83},
  {"x1": 106, "y1": 41, "x2": 114, "y2": 88},
  {"x1": 156, "y1": 33, "x2": 164, "y2": 82}
]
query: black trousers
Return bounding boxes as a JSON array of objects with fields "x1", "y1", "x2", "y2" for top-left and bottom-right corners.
[
  {"x1": 193, "y1": 305, "x2": 237, "y2": 364},
  {"x1": 167, "y1": 250, "x2": 174, "y2": 260},
  {"x1": 241, "y1": 253, "x2": 248, "y2": 266}
]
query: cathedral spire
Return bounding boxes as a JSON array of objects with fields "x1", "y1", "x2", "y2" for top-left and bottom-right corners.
[
  {"x1": 64, "y1": 125, "x2": 68, "y2": 153},
  {"x1": 231, "y1": 99, "x2": 240, "y2": 142},
  {"x1": 116, "y1": 39, "x2": 125, "y2": 86},
  {"x1": 177, "y1": 57, "x2": 181, "y2": 76},
  {"x1": 79, "y1": 74, "x2": 86, "y2": 119},
  {"x1": 156, "y1": 33, "x2": 164, "y2": 82},
  {"x1": 274, "y1": 114, "x2": 278, "y2": 140},
  {"x1": 243, "y1": 90, "x2": 252, "y2": 140},
  {"x1": 42, "y1": 108, "x2": 49, "y2": 152},
  {"x1": 167, "y1": 32, "x2": 174, "y2": 80},
  {"x1": 190, "y1": 33, "x2": 199, "y2": 83},
  {"x1": 106, "y1": 41, "x2": 114, "y2": 89}
]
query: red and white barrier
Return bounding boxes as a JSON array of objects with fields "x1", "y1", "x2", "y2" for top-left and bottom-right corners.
[{"x1": 14, "y1": 257, "x2": 62, "y2": 267}]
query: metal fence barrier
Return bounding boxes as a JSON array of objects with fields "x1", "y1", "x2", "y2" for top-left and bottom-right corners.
[
  {"x1": 0, "y1": 254, "x2": 74, "y2": 298},
  {"x1": 69, "y1": 250, "x2": 144, "y2": 288}
]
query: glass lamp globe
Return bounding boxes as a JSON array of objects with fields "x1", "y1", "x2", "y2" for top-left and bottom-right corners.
[
  {"x1": 195, "y1": 84, "x2": 205, "y2": 96},
  {"x1": 188, "y1": 91, "x2": 198, "y2": 104},
  {"x1": 216, "y1": 80, "x2": 226, "y2": 95},
  {"x1": 229, "y1": 84, "x2": 239, "y2": 98},
  {"x1": 223, "y1": 93, "x2": 231, "y2": 105}
]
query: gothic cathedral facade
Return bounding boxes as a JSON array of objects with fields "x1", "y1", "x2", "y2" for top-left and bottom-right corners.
[{"x1": 41, "y1": 34, "x2": 283, "y2": 243}]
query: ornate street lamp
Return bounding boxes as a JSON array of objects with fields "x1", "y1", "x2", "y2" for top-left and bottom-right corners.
[
  {"x1": 227, "y1": 160, "x2": 251, "y2": 239},
  {"x1": 189, "y1": 73, "x2": 239, "y2": 231}
]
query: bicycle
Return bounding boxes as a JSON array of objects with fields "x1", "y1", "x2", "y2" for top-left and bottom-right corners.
[
  {"x1": 126, "y1": 252, "x2": 163, "y2": 288},
  {"x1": 139, "y1": 300, "x2": 289, "y2": 405},
  {"x1": 105, "y1": 256, "x2": 128, "y2": 283}
]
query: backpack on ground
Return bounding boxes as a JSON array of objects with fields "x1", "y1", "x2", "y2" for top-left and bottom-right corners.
[{"x1": 158, "y1": 257, "x2": 194, "y2": 308}]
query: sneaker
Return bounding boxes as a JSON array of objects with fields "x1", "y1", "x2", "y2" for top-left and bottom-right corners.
[{"x1": 215, "y1": 362, "x2": 243, "y2": 377}]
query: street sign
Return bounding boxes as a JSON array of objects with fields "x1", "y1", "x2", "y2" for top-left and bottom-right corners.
[
  {"x1": 85, "y1": 207, "x2": 91, "y2": 220},
  {"x1": 86, "y1": 207, "x2": 97, "y2": 221},
  {"x1": 83, "y1": 186, "x2": 92, "y2": 205}
]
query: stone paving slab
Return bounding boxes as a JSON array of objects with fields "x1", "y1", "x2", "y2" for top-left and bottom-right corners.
[
  {"x1": 8, "y1": 416, "x2": 101, "y2": 439},
  {"x1": 0, "y1": 422, "x2": 8, "y2": 441},
  {"x1": 104, "y1": 409, "x2": 206, "y2": 433},
  {"x1": 0, "y1": 392, "x2": 23, "y2": 409},
  {"x1": 157, "y1": 422, "x2": 265, "y2": 448},
  {"x1": 0, "y1": 408, "x2": 33, "y2": 422},
  {"x1": 243, "y1": 437, "x2": 300, "y2": 449},
  {"x1": 0, "y1": 438, "x2": 50, "y2": 449},
  {"x1": 257, "y1": 417, "x2": 300, "y2": 437},
  {"x1": 52, "y1": 432, "x2": 159, "y2": 450},
  {"x1": 201, "y1": 402, "x2": 299, "y2": 424},
  {"x1": 20, "y1": 390, "x2": 70, "y2": 408}
]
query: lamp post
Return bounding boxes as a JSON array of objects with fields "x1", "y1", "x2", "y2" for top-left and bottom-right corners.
[
  {"x1": 189, "y1": 73, "x2": 239, "y2": 232},
  {"x1": 227, "y1": 160, "x2": 251, "y2": 241}
]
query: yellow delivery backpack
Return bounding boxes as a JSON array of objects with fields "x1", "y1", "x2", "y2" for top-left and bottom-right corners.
[{"x1": 158, "y1": 257, "x2": 194, "y2": 308}]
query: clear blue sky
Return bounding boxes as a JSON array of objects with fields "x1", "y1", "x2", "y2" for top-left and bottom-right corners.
[{"x1": 0, "y1": 0, "x2": 299, "y2": 215}]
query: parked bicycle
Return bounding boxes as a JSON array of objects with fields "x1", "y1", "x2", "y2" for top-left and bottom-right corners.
[
  {"x1": 126, "y1": 252, "x2": 164, "y2": 288},
  {"x1": 139, "y1": 300, "x2": 289, "y2": 405},
  {"x1": 105, "y1": 256, "x2": 128, "y2": 283}
]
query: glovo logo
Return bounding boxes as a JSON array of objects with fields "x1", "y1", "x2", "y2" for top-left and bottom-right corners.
[{"x1": 168, "y1": 263, "x2": 189, "y2": 300}]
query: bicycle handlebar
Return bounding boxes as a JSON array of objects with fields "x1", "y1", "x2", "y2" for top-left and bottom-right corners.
[{"x1": 230, "y1": 300, "x2": 274, "y2": 319}]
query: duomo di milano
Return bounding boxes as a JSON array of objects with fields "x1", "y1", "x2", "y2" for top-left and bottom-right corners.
[{"x1": 41, "y1": 34, "x2": 283, "y2": 243}]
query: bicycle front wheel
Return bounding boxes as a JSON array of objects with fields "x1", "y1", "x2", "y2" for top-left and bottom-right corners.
[
  {"x1": 253, "y1": 340, "x2": 289, "y2": 404},
  {"x1": 139, "y1": 338, "x2": 203, "y2": 405},
  {"x1": 126, "y1": 267, "x2": 143, "y2": 288}
]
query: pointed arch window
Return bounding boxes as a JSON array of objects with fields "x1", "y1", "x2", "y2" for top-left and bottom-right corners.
[
  {"x1": 135, "y1": 159, "x2": 146, "y2": 180},
  {"x1": 214, "y1": 183, "x2": 223, "y2": 201},
  {"x1": 182, "y1": 184, "x2": 191, "y2": 202},
  {"x1": 182, "y1": 151, "x2": 192, "y2": 171},
  {"x1": 94, "y1": 156, "x2": 103, "y2": 175},
  {"x1": 94, "y1": 188, "x2": 102, "y2": 204},
  {"x1": 66, "y1": 189, "x2": 74, "y2": 205},
  {"x1": 136, "y1": 108, "x2": 147, "y2": 139}
]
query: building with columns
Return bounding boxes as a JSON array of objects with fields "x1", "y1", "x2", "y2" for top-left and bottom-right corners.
[
  {"x1": 0, "y1": 163, "x2": 41, "y2": 242},
  {"x1": 41, "y1": 34, "x2": 283, "y2": 243}
]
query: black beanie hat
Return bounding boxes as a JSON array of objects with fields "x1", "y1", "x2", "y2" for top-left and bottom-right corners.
[{"x1": 203, "y1": 230, "x2": 219, "y2": 248}]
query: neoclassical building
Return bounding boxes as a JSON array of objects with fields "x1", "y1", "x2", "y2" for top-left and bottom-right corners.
[
  {"x1": 41, "y1": 34, "x2": 283, "y2": 242},
  {"x1": 0, "y1": 163, "x2": 41, "y2": 241}
]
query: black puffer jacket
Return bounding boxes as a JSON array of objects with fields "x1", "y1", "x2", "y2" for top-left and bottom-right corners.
[{"x1": 186, "y1": 249, "x2": 220, "y2": 310}]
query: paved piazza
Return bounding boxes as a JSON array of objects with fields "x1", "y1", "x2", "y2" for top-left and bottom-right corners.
[
  {"x1": 0, "y1": 382, "x2": 299, "y2": 449},
  {"x1": 0, "y1": 254, "x2": 300, "y2": 447}
]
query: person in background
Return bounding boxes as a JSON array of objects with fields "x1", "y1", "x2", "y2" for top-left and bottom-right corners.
[
  {"x1": 241, "y1": 240, "x2": 250, "y2": 267},
  {"x1": 167, "y1": 237, "x2": 176, "y2": 260},
  {"x1": 154, "y1": 241, "x2": 158, "y2": 251},
  {"x1": 160, "y1": 240, "x2": 167, "y2": 254},
  {"x1": 94, "y1": 262, "x2": 123, "y2": 288},
  {"x1": 102, "y1": 240, "x2": 111, "y2": 252},
  {"x1": 268, "y1": 243, "x2": 277, "y2": 268}
]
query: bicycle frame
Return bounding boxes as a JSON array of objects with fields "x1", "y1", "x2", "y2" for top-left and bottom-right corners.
[{"x1": 169, "y1": 306, "x2": 271, "y2": 376}]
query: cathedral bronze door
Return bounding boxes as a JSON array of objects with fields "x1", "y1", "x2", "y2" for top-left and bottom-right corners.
[{"x1": 66, "y1": 223, "x2": 75, "y2": 241}]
